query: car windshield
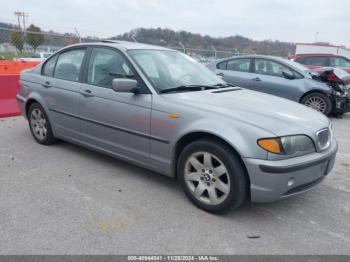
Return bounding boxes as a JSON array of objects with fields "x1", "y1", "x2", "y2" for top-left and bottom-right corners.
[
  {"x1": 128, "y1": 49, "x2": 225, "y2": 92},
  {"x1": 284, "y1": 58, "x2": 310, "y2": 72}
]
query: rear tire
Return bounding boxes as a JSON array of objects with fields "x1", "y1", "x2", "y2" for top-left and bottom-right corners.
[
  {"x1": 28, "y1": 102, "x2": 57, "y2": 145},
  {"x1": 177, "y1": 139, "x2": 247, "y2": 213},
  {"x1": 301, "y1": 92, "x2": 332, "y2": 116}
]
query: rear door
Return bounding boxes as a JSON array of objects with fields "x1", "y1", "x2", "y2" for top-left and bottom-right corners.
[
  {"x1": 215, "y1": 58, "x2": 254, "y2": 88},
  {"x1": 39, "y1": 47, "x2": 87, "y2": 139},
  {"x1": 79, "y1": 47, "x2": 152, "y2": 163},
  {"x1": 248, "y1": 58, "x2": 304, "y2": 101}
]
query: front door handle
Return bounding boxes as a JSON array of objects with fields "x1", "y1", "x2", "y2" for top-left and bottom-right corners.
[
  {"x1": 42, "y1": 81, "x2": 51, "y2": 88},
  {"x1": 252, "y1": 77, "x2": 262, "y2": 81},
  {"x1": 81, "y1": 89, "x2": 95, "y2": 97},
  {"x1": 217, "y1": 72, "x2": 224, "y2": 77}
]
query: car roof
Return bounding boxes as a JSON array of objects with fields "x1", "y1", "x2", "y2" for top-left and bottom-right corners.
[
  {"x1": 63, "y1": 40, "x2": 173, "y2": 52},
  {"x1": 292, "y1": 54, "x2": 343, "y2": 58},
  {"x1": 215, "y1": 54, "x2": 289, "y2": 64}
]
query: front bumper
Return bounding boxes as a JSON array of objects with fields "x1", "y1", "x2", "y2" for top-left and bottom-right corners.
[
  {"x1": 243, "y1": 140, "x2": 338, "y2": 203},
  {"x1": 332, "y1": 92, "x2": 350, "y2": 113}
]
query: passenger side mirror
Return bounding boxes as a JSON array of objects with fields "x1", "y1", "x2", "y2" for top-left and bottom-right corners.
[
  {"x1": 112, "y1": 79, "x2": 138, "y2": 93},
  {"x1": 282, "y1": 70, "x2": 295, "y2": 80}
]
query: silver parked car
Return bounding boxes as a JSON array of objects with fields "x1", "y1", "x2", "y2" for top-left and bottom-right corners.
[
  {"x1": 17, "y1": 41, "x2": 337, "y2": 213},
  {"x1": 207, "y1": 55, "x2": 350, "y2": 115}
]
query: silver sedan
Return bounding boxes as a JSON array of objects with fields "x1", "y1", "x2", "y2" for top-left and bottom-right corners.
[{"x1": 17, "y1": 41, "x2": 337, "y2": 213}]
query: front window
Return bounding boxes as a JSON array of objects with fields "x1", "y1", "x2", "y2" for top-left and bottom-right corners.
[
  {"x1": 87, "y1": 47, "x2": 134, "y2": 88},
  {"x1": 128, "y1": 50, "x2": 225, "y2": 92},
  {"x1": 254, "y1": 59, "x2": 293, "y2": 78}
]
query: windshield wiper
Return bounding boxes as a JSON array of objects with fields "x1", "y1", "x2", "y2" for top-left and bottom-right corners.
[
  {"x1": 159, "y1": 85, "x2": 219, "y2": 94},
  {"x1": 213, "y1": 83, "x2": 235, "y2": 88}
]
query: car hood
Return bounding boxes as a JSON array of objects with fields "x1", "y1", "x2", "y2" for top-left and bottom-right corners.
[{"x1": 163, "y1": 88, "x2": 329, "y2": 136}]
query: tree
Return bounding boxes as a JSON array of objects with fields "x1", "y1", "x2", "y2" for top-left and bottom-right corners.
[
  {"x1": 10, "y1": 31, "x2": 24, "y2": 53},
  {"x1": 25, "y1": 24, "x2": 45, "y2": 52}
]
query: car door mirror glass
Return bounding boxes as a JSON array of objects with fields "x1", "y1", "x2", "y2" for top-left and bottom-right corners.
[{"x1": 112, "y1": 79, "x2": 138, "y2": 93}]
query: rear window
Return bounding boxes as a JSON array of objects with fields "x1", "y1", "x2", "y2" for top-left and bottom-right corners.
[
  {"x1": 226, "y1": 58, "x2": 251, "y2": 72},
  {"x1": 42, "y1": 55, "x2": 58, "y2": 77},
  {"x1": 54, "y1": 49, "x2": 86, "y2": 81},
  {"x1": 217, "y1": 61, "x2": 227, "y2": 70}
]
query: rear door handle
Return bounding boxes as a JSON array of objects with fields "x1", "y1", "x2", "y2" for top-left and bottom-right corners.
[
  {"x1": 81, "y1": 89, "x2": 95, "y2": 97},
  {"x1": 252, "y1": 77, "x2": 262, "y2": 81},
  {"x1": 217, "y1": 72, "x2": 224, "y2": 77},
  {"x1": 42, "y1": 81, "x2": 51, "y2": 88}
]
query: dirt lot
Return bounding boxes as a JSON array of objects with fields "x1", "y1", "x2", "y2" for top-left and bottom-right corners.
[{"x1": 0, "y1": 114, "x2": 349, "y2": 254}]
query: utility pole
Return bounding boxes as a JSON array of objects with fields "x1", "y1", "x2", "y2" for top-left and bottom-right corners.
[
  {"x1": 14, "y1": 12, "x2": 28, "y2": 30},
  {"x1": 179, "y1": 41, "x2": 186, "y2": 53},
  {"x1": 74, "y1": 28, "x2": 82, "y2": 43},
  {"x1": 211, "y1": 45, "x2": 217, "y2": 60}
]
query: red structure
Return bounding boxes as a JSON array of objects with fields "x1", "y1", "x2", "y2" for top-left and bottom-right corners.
[{"x1": 0, "y1": 60, "x2": 40, "y2": 118}]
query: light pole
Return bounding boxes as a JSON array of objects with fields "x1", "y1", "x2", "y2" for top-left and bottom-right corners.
[
  {"x1": 179, "y1": 41, "x2": 186, "y2": 53},
  {"x1": 211, "y1": 45, "x2": 217, "y2": 60},
  {"x1": 74, "y1": 28, "x2": 82, "y2": 43}
]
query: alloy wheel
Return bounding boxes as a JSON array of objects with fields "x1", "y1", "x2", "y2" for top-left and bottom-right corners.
[
  {"x1": 304, "y1": 96, "x2": 327, "y2": 113},
  {"x1": 30, "y1": 108, "x2": 47, "y2": 140},
  {"x1": 184, "y1": 151, "x2": 231, "y2": 205}
]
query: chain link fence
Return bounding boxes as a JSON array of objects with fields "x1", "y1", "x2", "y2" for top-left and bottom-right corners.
[{"x1": 0, "y1": 27, "x2": 246, "y2": 63}]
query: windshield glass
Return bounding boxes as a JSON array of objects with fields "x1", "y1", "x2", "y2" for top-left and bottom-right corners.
[
  {"x1": 128, "y1": 49, "x2": 225, "y2": 92},
  {"x1": 283, "y1": 58, "x2": 309, "y2": 72}
]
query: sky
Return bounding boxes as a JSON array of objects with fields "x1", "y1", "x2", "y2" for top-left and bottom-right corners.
[{"x1": 1, "y1": 0, "x2": 350, "y2": 46}]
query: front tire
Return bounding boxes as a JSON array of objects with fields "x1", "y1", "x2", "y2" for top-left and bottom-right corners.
[
  {"x1": 301, "y1": 92, "x2": 332, "y2": 116},
  {"x1": 28, "y1": 102, "x2": 57, "y2": 145},
  {"x1": 177, "y1": 139, "x2": 247, "y2": 213}
]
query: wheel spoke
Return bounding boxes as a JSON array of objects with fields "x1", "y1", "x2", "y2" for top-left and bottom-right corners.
[
  {"x1": 215, "y1": 180, "x2": 229, "y2": 194},
  {"x1": 189, "y1": 156, "x2": 203, "y2": 171},
  {"x1": 185, "y1": 172, "x2": 202, "y2": 182},
  {"x1": 214, "y1": 164, "x2": 226, "y2": 176},
  {"x1": 208, "y1": 187, "x2": 218, "y2": 204},
  {"x1": 194, "y1": 183, "x2": 206, "y2": 198},
  {"x1": 203, "y1": 152, "x2": 213, "y2": 168}
]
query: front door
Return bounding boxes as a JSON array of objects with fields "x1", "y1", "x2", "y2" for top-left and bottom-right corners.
[
  {"x1": 249, "y1": 58, "x2": 303, "y2": 101},
  {"x1": 79, "y1": 47, "x2": 152, "y2": 163}
]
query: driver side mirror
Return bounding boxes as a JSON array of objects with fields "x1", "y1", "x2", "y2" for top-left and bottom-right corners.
[
  {"x1": 112, "y1": 79, "x2": 138, "y2": 93},
  {"x1": 282, "y1": 70, "x2": 295, "y2": 80}
]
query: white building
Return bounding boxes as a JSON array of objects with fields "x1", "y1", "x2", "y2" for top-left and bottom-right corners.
[{"x1": 295, "y1": 43, "x2": 350, "y2": 58}]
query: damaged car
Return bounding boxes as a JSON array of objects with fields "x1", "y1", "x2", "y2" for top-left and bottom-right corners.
[{"x1": 207, "y1": 55, "x2": 350, "y2": 115}]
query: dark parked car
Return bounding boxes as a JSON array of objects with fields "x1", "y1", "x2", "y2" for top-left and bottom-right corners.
[{"x1": 207, "y1": 55, "x2": 350, "y2": 115}]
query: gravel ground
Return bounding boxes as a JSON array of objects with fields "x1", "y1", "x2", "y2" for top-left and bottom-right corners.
[{"x1": 0, "y1": 114, "x2": 349, "y2": 255}]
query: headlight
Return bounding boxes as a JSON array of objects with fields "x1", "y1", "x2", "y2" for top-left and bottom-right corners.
[{"x1": 258, "y1": 135, "x2": 315, "y2": 155}]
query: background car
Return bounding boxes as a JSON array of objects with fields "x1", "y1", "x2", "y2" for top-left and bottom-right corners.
[
  {"x1": 15, "y1": 52, "x2": 53, "y2": 62},
  {"x1": 289, "y1": 54, "x2": 350, "y2": 74},
  {"x1": 207, "y1": 55, "x2": 350, "y2": 115}
]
